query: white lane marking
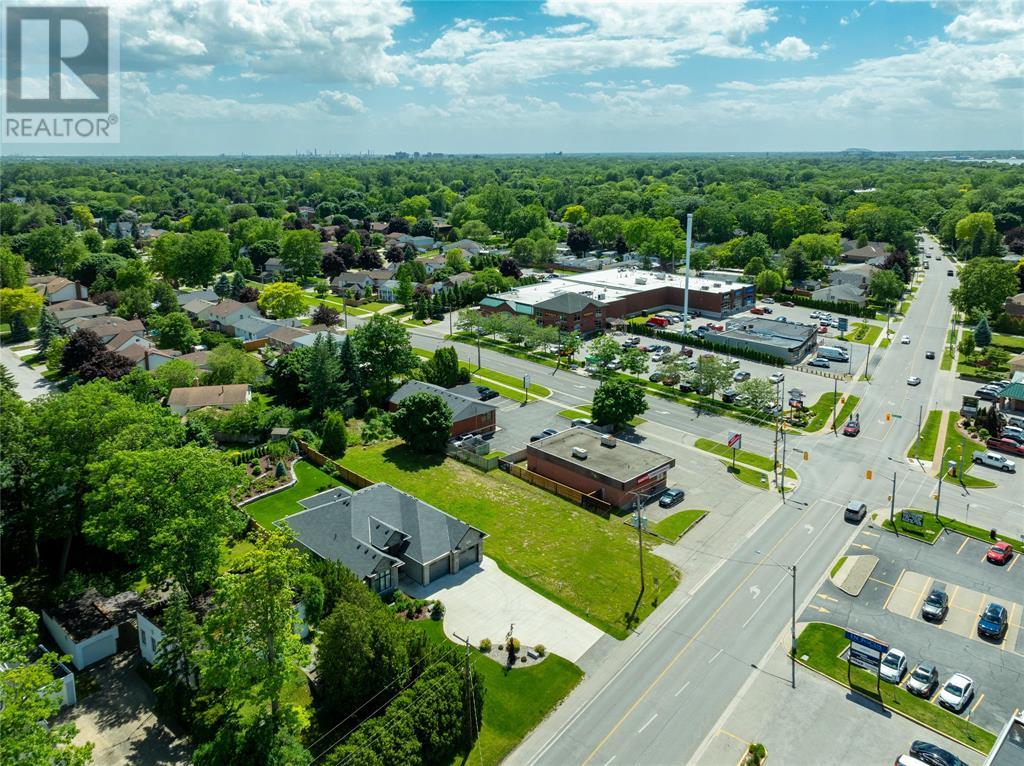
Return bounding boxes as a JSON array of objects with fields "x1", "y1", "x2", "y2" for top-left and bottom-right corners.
[
  {"x1": 674, "y1": 681, "x2": 691, "y2": 697},
  {"x1": 638, "y1": 714, "x2": 658, "y2": 734},
  {"x1": 604, "y1": 758, "x2": 616, "y2": 766},
  {"x1": 804, "y1": 524, "x2": 814, "y2": 534},
  {"x1": 708, "y1": 649, "x2": 723, "y2": 664},
  {"x1": 749, "y1": 585, "x2": 761, "y2": 599}
]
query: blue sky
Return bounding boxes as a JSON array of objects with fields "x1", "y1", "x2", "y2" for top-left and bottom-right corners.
[{"x1": 16, "y1": 0, "x2": 1024, "y2": 154}]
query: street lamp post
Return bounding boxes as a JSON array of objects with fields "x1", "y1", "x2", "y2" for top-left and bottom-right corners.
[
  {"x1": 756, "y1": 549, "x2": 797, "y2": 689},
  {"x1": 935, "y1": 447, "x2": 953, "y2": 523}
]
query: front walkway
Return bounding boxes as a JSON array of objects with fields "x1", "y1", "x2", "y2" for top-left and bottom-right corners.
[{"x1": 403, "y1": 556, "x2": 604, "y2": 663}]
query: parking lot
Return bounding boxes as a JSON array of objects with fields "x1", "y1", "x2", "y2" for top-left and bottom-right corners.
[{"x1": 804, "y1": 521, "x2": 1024, "y2": 732}]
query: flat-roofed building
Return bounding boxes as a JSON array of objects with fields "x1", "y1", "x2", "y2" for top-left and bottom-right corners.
[{"x1": 710, "y1": 317, "x2": 819, "y2": 364}]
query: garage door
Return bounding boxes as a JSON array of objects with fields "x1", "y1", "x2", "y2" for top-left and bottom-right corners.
[
  {"x1": 458, "y1": 545, "x2": 478, "y2": 568},
  {"x1": 429, "y1": 557, "x2": 450, "y2": 583}
]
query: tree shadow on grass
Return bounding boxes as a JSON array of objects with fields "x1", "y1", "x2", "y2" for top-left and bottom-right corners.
[{"x1": 380, "y1": 443, "x2": 446, "y2": 473}]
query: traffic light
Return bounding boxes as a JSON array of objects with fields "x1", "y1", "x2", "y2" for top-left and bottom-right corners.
[
  {"x1": 866, "y1": 469, "x2": 873, "y2": 480},
  {"x1": 803, "y1": 451, "x2": 809, "y2": 461},
  {"x1": 885, "y1": 413, "x2": 892, "y2": 422}
]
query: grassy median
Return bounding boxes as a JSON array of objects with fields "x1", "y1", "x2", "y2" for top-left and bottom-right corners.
[{"x1": 906, "y1": 410, "x2": 942, "y2": 460}]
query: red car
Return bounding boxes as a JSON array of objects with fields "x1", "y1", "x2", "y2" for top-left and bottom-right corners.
[
  {"x1": 817, "y1": 325, "x2": 828, "y2": 334},
  {"x1": 987, "y1": 542, "x2": 1014, "y2": 565},
  {"x1": 750, "y1": 307, "x2": 765, "y2": 315},
  {"x1": 843, "y1": 420, "x2": 861, "y2": 437},
  {"x1": 987, "y1": 437, "x2": 1024, "y2": 456}
]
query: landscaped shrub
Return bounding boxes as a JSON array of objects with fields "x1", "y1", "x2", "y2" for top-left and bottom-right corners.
[
  {"x1": 430, "y1": 601, "x2": 445, "y2": 621},
  {"x1": 479, "y1": 638, "x2": 491, "y2": 652},
  {"x1": 534, "y1": 644, "x2": 545, "y2": 656}
]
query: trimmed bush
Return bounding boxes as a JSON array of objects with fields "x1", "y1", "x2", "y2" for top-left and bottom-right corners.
[
  {"x1": 534, "y1": 644, "x2": 546, "y2": 657},
  {"x1": 430, "y1": 601, "x2": 445, "y2": 621},
  {"x1": 479, "y1": 638, "x2": 492, "y2": 652}
]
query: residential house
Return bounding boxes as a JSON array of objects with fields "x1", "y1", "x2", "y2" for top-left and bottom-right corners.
[
  {"x1": 136, "y1": 223, "x2": 166, "y2": 241},
  {"x1": 121, "y1": 345, "x2": 181, "y2": 372},
  {"x1": 65, "y1": 316, "x2": 145, "y2": 341},
  {"x1": 810, "y1": 283, "x2": 868, "y2": 307},
  {"x1": 167, "y1": 384, "x2": 251, "y2": 415},
  {"x1": 330, "y1": 272, "x2": 375, "y2": 295},
  {"x1": 841, "y1": 241, "x2": 890, "y2": 263},
  {"x1": 410, "y1": 236, "x2": 436, "y2": 252},
  {"x1": 42, "y1": 589, "x2": 147, "y2": 670},
  {"x1": 48, "y1": 299, "x2": 108, "y2": 327},
  {"x1": 422, "y1": 255, "x2": 448, "y2": 275},
  {"x1": 108, "y1": 221, "x2": 134, "y2": 238},
  {"x1": 198, "y1": 299, "x2": 260, "y2": 334},
  {"x1": 289, "y1": 329, "x2": 347, "y2": 351},
  {"x1": 0, "y1": 646, "x2": 77, "y2": 707},
  {"x1": 387, "y1": 380, "x2": 497, "y2": 437},
  {"x1": 105, "y1": 331, "x2": 153, "y2": 355},
  {"x1": 1005, "y1": 293, "x2": 1024, "y2": 319},
  {"x1": 30, "y1": 276, "x2": 89, "y2": 304},
  {"x1": 183, "y1": 298, "x2": 215, "y2": 320},
  {"x1": 377, "y1": 279, "x2": 406, "y2": 303},
  {"x1": 267, "y1": 325, "x2": 313, "y2": 351},
  {"x1": 279, "y1": 483, "x2": 487, "y2": 593},
  {"x1": 444, "y1": 272, "x2": 474, "y2": 289},
  {"x1": 175, "y1": 289, "x2": 218, "y2": 307},
  {"x1": 369, "y1": 221, "x2": 388, "y2": 234},
  {"x1": 443, "y1": 239, "x2": 483, "y2": 256},
  {"x1": 262, "y1": 257, "x2": 287, "y2": 276},
  {"x1": 178, "y1": 349, "x2": 210, "y2": 370},
  {"x1": 365, "y1": 268, "x2": 397, "y2": 287},
  {"x1": 432, "y1": 218, "x2": 453, "y2": 239},
  {"x1": 233, "y1": 315, "x2": 282, "y2": 341},
  {"x1": 298, "y1": 206, "x2": 315, "y2": 221},
  {"x1": 829, "y1": 263, "x2": 878, "y2": 289}
]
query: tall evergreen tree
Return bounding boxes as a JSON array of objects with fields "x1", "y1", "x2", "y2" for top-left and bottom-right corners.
[
  {"x1": 9, "y1": 312, "x2": 29, "y2": 343},
  {"x1": 339, "y1": 336, "x2": 363, "y2": 396},
  {"x1": 304, "y1": 334, "x2": 352, "y2": 416},
  {"x1": 35, "y1": 310, "x2": 60, "y2": 353},
  {"x1": 213, "y1": 273, "x2": 232, "y2": 299},
  {"x1": 974, "y1": 316, "x2": 992, "y2": 348},
  {"x1": 230, "y1": 271, "x2": 246, "y2": 298}
]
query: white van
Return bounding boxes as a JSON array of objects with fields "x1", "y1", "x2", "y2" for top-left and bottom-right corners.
[{"x1": 817, "y1": 346, "x2": 850, "y2": 362}]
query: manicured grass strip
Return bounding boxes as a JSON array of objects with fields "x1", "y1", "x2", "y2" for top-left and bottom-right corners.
[
  {"x1": 721, "y1": 462, "x2": 792, "y2": 491},
  {"x1": 242, "y1": 461, "x2": 343, "y2": 528},
  {"x1": 937, "y1": 412, "x2": 994, "y2": 486},
  {"x1": 556, "y1": 404, "x2": 645, "y2": 427},
  {"x1": 881, "y1": 509, "x2": 1023, "y2": 552},
  {"x1": 830, "y1": 556, "x2": 847, "y2": 578},
  {"x1": 899, "y1": 300, "x2": 911, "y2": 315},
  {"x1": 411, "y1": 619, "x2": 583, "y2": 766},
  {"x1": 413, "y1": 348, "x2": 551, "y2": 398},
  {"x1": 940, "y1": 349, "x2": 954, "y2": 371},
  {"x1": 696, "y1": 438, "x2": 797, "y2": 479},
  {"x1": 803, "y1": 392, "x2": 841, "y2": 432},
  {"x1": 881, "y1": 510, "x2": 943, "y2": 543},
  {"x1": 991, "y1": 333, "x2": 1024, "y2": 353},
  {"x1": 832, "y1": 395, "x2": 860, "y2": 431},
  {"x1": 651, "y1": 510, "x2": 706, "y2": 540},
  {"x1": 359, "y1": 301, "x2": 395, "y2": 312},
  {"x1": 906, "y1": 410, "x2": 942, "y2": 460},
  {"x1": 342, "y1": 442, "x2": 680, "y2": 639},
  {"x1": 947, "y1": 473, "x2": 997, "y2": 489},
  {"x1": 796, "y1": 623, "x2": 995, "y2": 754},
  {"x1": 845, "y1": 323, "x2": 882, "y2": 345},
  {"x1": 880, "y1": 337, "x2": 891, "y2": 348}
]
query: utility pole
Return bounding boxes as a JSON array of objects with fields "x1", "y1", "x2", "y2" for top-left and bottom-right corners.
[
  {"x1": 773, "y1": 377, "x2": 782, "y2": 486},
  {"x1": 476, "y1": 329, "x2": 482, "y2": 371},
  {"x1": 865, "y1": 343, "x2": 871, "y2": 382},
  {"x1": 781, "y1": 427, "x2": 788, "y2": 503},
  {"x1": 934, "y1": 448, "x2": 951, "y2": 523},
  {"x1": 634, "y1": 495, "x2": 646, "y2": 601},
  {"x1": 891, "y1": 472, "x2": 898, "y2": 537},
  {"x1": 462, "y1": 635, "x2": 478, "y2": 752},
  {"x1": 832, "y1": 378, "x2": 839, "y2": 435},
  {"x1": 682, "y1": 214, "x2": 693, "y2": 335},
  {"x1": 790, "y1": 563, "x2": 797, "y2": 690}
]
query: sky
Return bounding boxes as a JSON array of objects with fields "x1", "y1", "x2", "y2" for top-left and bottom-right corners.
[{"x1": 7, "y1": 0, "x2": 1024, "y2": 155}]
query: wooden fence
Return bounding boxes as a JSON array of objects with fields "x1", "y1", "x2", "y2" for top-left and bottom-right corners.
[
  {"x1": 297, "y1": 440, "x2": 375, "y2": 490},
  {"x1": 446, "y1": 445, "x2": 500, "y2": 472},
  {"x1": 498, "y1": 450, "x2": 612, "y2": 518}
]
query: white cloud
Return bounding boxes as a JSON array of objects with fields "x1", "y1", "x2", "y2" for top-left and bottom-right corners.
[
  {"x1": 418, "y1": 21, "x2": 505, "y2": 60},
  {"x1": 550, "y1": 23, "x2": 590, "y2": 35},
  {"x1": 764, "y1": 36, "x2": 816, "y2": 61},
  {"x1": 314, "y1": 90, "x2": 366, "y2": 115},
  {"x1": 573, "y1": 82, "x2": 691, "y2": 114},
  {"x1": 840, "y1": 8, "x2": 860, "y2": 26},
  {"x1": 944, "y1": 0, "x2": 1024, "y2": 41}
]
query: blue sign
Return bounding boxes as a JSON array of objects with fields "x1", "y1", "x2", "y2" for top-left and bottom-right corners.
[
  {"x1": 838, "y1": 317, "x2": 849, "y2": 331},
  {"x1": 844, "y1": 630, "x2": 888, "y2": 654}
]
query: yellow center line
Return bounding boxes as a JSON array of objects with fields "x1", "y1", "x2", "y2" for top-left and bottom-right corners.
[
  {"x1": 956, "y1": 537, "x2": 970, "y2": 556},
  {"x1": 717, "y1": 729, "x2": 749, "y2": 745},
  {"x1": 579, "y1": 501, "x2": 823, "y2": 766},
  {"x1": 971, "y1": 693, "x2": 985, "y2": 715}
]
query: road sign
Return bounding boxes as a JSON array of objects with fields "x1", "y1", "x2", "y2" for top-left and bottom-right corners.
[
  {"x1": 845, "y1": 630, "x2": 888, "y2": 654},
  {"x1": 901, "y1": 511, "x2": 924, "y2": 527},
  {"x1": 522, "y1": 374, "x2": 530, "y2": 389},
  {"x1": 727, "y1": 431, "x2": 742, "y2": 449},
  {"x1": 845, "y1": 630, "x2": 888, "y2": 674},
  {"x1": 838, "y1": 317, "x2": 849, "y2": 331}
]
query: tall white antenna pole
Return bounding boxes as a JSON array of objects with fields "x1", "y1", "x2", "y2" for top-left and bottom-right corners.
[{"x1": 683, "y1": 213, "x2": 693, "y2": 335}]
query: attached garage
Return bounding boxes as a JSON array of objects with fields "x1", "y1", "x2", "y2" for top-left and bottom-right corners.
[
  {"x1": 459, "y1": 544, "x2": 479, "y2": 569},
  {"x1": 428, "y1": 557, "x2": 451, "y2": 584}
]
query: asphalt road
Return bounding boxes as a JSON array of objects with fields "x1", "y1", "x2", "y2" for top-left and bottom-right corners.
[{"x1": 0, "y1": 344, "x2": 54, "y2": 400}]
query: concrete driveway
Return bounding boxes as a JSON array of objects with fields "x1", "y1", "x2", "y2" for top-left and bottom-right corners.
[
  {"x1": 56, "y1": 654, "x2": 191, "y2": 766},
  {"x1": 404, "y1": 556, "x2": 604, "y2": 663},
  {"x1": 1, "y1": 345, "x2": 54, "y2": 400}
]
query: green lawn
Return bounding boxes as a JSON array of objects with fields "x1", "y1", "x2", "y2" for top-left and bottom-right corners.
[
  {"x1": 651, "y1": 510, "x2": 706, "y2": 540},
  {"x1": 940, "y1": 348, "x2": 954, "y2": 371},
  {"x1": 722, "y1": 462, "x2": 780, "y2": 491},
  {"x1": 845, "y1": 323, "x2": 882, "y2": 346},
  {"x1": 796, "y1": 623, "x2": 995, "y2": 754},
  {"x1": 992, "y1": 333, "x2": 1024, "y2": 353},
  {"x1": 830, "y1": 556, "x2": 847, "y2": 578},
  {"x1": 242, "y1": 461, "x2": 343, "y2": 528},
  {"x1": 832, "y1": 395, "x2": 860, "y2": 430},
  {"x1": 937, "y1": 412, "x2": 995, "y2": 487},
  {"x1": 411, "y1": 619, "x2": 583, "y2": 766},
  {"x1": 413, "y1": 347, "x2": 551, "y2": 402},
  {"x1": 341, "y1": 442, "x2": 680, "y2": 639},
  {"x1": 557, "y1": 404, "x2": 646, "y2": 427},
  {"x1": 881, "y1": 509, "x2": 944, "y2": 543},
  {"x1": 358, "y1": 301, "x2": 395, "y2": 312},
  {"x1": 880, "y1": 337, "x2": 891, "y2": 348},
  {"x1": 803, "y1": 392, "x2": 842, "y2": 432},
  {"x1": 301, "y1": 293, "x2": 371, "y2": 317},
  {"x1": 695, "y1": 438, "x2": 797, "y2": 479},
  {"x1": 906, "y1": 410, "x2": 942, "y2": 460}
]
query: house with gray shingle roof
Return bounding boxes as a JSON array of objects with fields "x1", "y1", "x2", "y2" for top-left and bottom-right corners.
[
  {"x1": 387, "y1": 380, "x2": 497, "y2": 436},
  {"x1": 278, "y1": 483, "x2": 486, "y2": 593}
]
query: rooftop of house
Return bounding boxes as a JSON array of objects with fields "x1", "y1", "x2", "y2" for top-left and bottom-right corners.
[
  {"x1": 177, "y1": 349, "x2": 209, "y2": 367},
  {"x1": 120, "y1": 345, "x2": 178, "y2": 363},
  {"x1": 49, "y1": 299, "x2": 102, "y2": 313},
  {"x1": 205, "y1": 299, "x2": 257, "y2": 318},
  {"x1": 73, "y1": 316, "x2": 144, "y2": 334},
  {"x1": 45, "y1": 589, "x2": 149, "y2": 642},
  {"x1": 278, "y1": 483, "x2": 485, "y2": 578},
  {"x1": 182, "y1": 298, "x2": 216, "y2": 314},
  {"x1": 528, "y1": 427, "x2": 674, "y2": 484},
  {"x1": 175, "y1": 289, "x2": 218, "y2": 306},
  {"x1": 167, "y1": 383, "x2": 250, "y2": 409},
  {"x1": 267, "y1": 325, "x2": 311, "y2": 344},
  {"x1": 388, "y1": 380, "x2": 497, "y2": 422}
]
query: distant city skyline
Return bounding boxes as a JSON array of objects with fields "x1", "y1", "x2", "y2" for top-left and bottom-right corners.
[{"x1": 9, "y1": 0, "x2": 1024, "y2": 155}]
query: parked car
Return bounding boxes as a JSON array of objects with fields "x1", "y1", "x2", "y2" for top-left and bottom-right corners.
[
  {"x1": 947, "y1": 269, "x2": 955, "y2": 276},
  {"x1": 907, "y1": 376, "x2": 921, "y2": 386},
  {"x1": 660, "y1": 373, "x2": 680, "y2": 386},
  {"x1": 651, "y1": 352, "x2": 666, "y2": 363},
  {"x1": 780, "y1": 300, "x2": 795, "y2": 307},
  {"x1": 808, "y1": 357, "x2": 831, "y2": 368},
  {"x1": 659, "y1": 487, "x2": 686, "y2": 508},
  {"x1": 649, "y1": 372, "x2": 664, "y2": 383},
  {"x1": 721, "y1": 388, "x2": 738, "y2": 403},
  {"x1": 938, "y1": 673, "x2": 974, "y2": 712},
  {"x1": 762, "y1": 297, "x2": 775, "y2": 303},
  {"x1": 476, "y1": 385, "x2": 499, "y2": 401},
  {"x1": 906, "y1": 663, "x2": 939, "y2": 698},
  {"x1": 901, "y1": 335, "x2": 911, "y2": 344},
  {"x1": 842, "y1": 420, "x2": 861, "y2": 437},
  {"x1": 678, "y1": 380, "x2": 694, "y2": 393},
  {"x1": 925, "y1": 350, "x2": 935, "y2": 359},
  {"x1": 733, "y1": 370, "x2": 750, "y2": 382},
  {"x1": 986, "y1": 541, "x2": 1014, "y2": 565},
  {"x1": 977, "y1": 603, "x2": 1008, "y2": 640},
  {"x1": 762, "y1": 306, "x2": 773, "y2": 314},
  {"x1": 879, "y1": 648, "x2": 908, "y2": 683},
  {"x1": 605, "y1": 359, "x2": 622, "y2": 370},
  {"x1": 750, "y1": 307, "x2": 765, "y2": 315},
  {"x1": 570, "y1": 418, "x2": 592, "y2": 428},
  {"x1": 844, "y1": 500, "x2": 867, "y2": 523},
  {"x1": 768, "y1": 372, "x2": 785, "y2": 384},
  {"x1": 810, "y1": 311, "x2": 821, "y2": 318},
  {"x1": 921, "y1": 589, "x2": 949, "y2": 622},
  {"x1": 972, "y1": 451, "x2": 1016, "y2": 472},
  {"x1": 680, "y1": 347, "x2": 694, "y2": 358},
  {"x1": 987, "y1": 437, "x2": 1024, "y2": 456},
  {"x1": 817, "y1": 325, "x2": 828, "y2": 334},
  {"x1": 909, "y1": 741, "x2": 965, "y2": 766},
  {"x1": 975, "y1": 386, "x2": 1000, "y2": 401}
]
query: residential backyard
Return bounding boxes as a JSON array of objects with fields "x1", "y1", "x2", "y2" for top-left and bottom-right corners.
[
  {"x1": 242, "y1": 460, "x2": 345, "y2": 528},
  {"x1": 341, "y1": 441, "x2": 680, "y2": 639}
]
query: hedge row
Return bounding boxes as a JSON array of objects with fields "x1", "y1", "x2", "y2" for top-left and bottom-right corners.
[
  {"x1": 780, "y1": 292, "x2": 877, "y2": 319},
  {"x1": 630, "y1": 322, "x2": 785, "y2": 367}
]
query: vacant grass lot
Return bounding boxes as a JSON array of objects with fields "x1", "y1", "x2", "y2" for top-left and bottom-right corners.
[
  {"x1": 796, "y1": 623, "x2": 995, "y2": 753},
  {"x1": 412, "y1": 619, "x2": 583, "y2": 766},
  {"x1": 906, "y1": 410, "x2": 942, "y2": 460},
  {"x1": 342, "y1": 442, "x2": 680, "y2": 639},
  {"x1": 695, "y1": 438, "x2": 797, "y2": 479},
  {"x1": 651, "y1": 509, "x2": 706, "y2": 540},
  {"x1": 242, "y1": 461, "x2": 343, "y2": 528}
]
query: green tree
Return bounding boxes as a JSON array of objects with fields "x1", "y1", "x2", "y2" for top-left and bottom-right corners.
[
  {"x1": 954, "y1": 212, "x2": 996, "y2": 246},
  {"x1": 214, "y1": 273, "x2": 232, "y2": 299},
  {"x1": 152, "y1": 587, "x2": 203, "y2": 714},
  {"x1": 198, "y1": 534, "x2": 310, "y2": 749},
  {"x1": 280, "y1": 229, "x2": 321, "y2": 281},
  {"x1": 786, "y1": 250, "x2": 811, "y2": 283},
  {"x1": 352, "y1": 315, "x2": 417, "y2": 398},
  {"x1": 950, "y1": 258, "x2": 1019, "y2": 318},
  {"x1": 0, "y1": 245, "x2": 28, "y2": 288},
  {"x1": 958, "y1": 333, "x2": 976, "y2": 359},
  {"x1": 155, "y1": 312, "x2": 201, "y2": 353},
  {"x1": 0, "y1": 286, "x2": 44, "y2": 325},
  {"x1": 974, "y1": 316, "x2": 992, "y2": 348},
  {"x1": 178, "y1": 230, "x2": 231, "y2": 287},
  {"x1": 693, "y1": 355, "x2": 733, "y2": 400},
  {"x1": 154, "y1": 358, "x2": 200, "y2": 392},
  {"x1": 395, "y1": 276, "x2": 414, "y2": 309},
  {"x1": 303, "y1": 334, "x2": 352, "y2": 416},
  {"x1": 421, "y1": 346, "x2": 461, "y2": 388},
  {"x1": 392, "y1": 392, "x2": 452, "y2": 453},
  {"x1": 591, "y1": 378, "x2": 648, "y2": 429},
  {"x1": 562, "y1": 204, "x2": 588, "y2": 225},
  {"x1": 868, "y1": 269, "x2": 904, "y2": 309},
  {"x1": 320, "y1": 410, "x2": 348, "y2": 458},
  {"x1": 9, "y1": 312, "x2": 30, "y2": 343},
  {"x1": 84, "y1": 446, "x2": 245, "y2": 595},
  {"x1": 258, "y1": 281, "x2": 305, "y2": 318},
  {"x1": 620, "y1": 347, "x2": 648, "y2": 377},
  {"x1": 45, "y1": 335, "x2": 69, "y2": 372},
  {"x1": 694, "y1": 203, "x2": 736, "y2": 243},
  {"x1": 588, "y1": 334, "x2": 621, "y2": 369},
  {"x1": 737, "y1": 378, "x2": 777, "y2": 414},
  {"x1": 755, "y1": 269, "x2": 783, "y2": 295},
  {"x1": 206, "y1": 344, "x2": 264, "y2": 385}
]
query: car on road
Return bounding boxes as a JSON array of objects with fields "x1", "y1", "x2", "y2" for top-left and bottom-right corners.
[
  {"x1": 808, "y1": 357, "x2": 831, "y2": 368},
  {"x1": 768, "y1": 372, "x2": 785, "y2": 384},
  {"x1": 842, "y1": 420, "x2": 861, "y2": 437},
  {"x1": 907, "y1": 376, "x2": 922, "y2": 386},
  {"x1": 906, "y1": 662, "x2": 939, "y2": 698},
  {"x1": 909, "y1": 740, "x2": 966, "y2": 766},
  {"x1": 925, "y1": 350, "x2": 935, "y2": 359},
  {"x1": 972, "y1": 451, "x2": 1016, "y2": 472},
  {"x1": 977, "y1": 603, "x2": 1008, "y2": 640},
  {"x1": 921, "y1": 589, "x2": 949, "y2": 622},
  {"x1": 901, "y1": 335, "x2": 911, "y2": 344},
  {"x1": 659, "y1": 487, "x2": 686, "y2": 508},
  {"x1": 986, "y1": 541, "x2": 1014, "y2": 565},
  {"x1": 570, "y1": 418, "x2": 592, "y2": 428},
  {"x1": 779, "y1": 300, "x2": 795, "y2": 307},
  {"x1": 733, "y1": 370, "x2": 750, "y2": 382},
  {"x1": 879, "y1": 648, "x2": 908, "y2": 683},
  {"x1": 476, "y1": 385, "x2": 499, "y2": 400},
  {"x1": 947, "y1": 269, "x2": 955, "y2": 276},
  {"x1": 750, "y1": 307, "x2": 765, "y2": 315},
  {"x1": 937, "y1": 673, "x2": 974, "y2": 712},
  {"x1": 844, "y1": 500, "x2": 868, "y2": 523},
  {"x1": 986, "y1": 437, "x2": 1024, "y2": 456}
]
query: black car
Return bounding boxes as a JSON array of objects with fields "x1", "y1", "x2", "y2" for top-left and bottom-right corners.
[
  {"x1": 910, "y1": 741, "x2": 965, "y2": 766},
  {"x1": 659, "y1": 487, "x2": 685, "y2": 508},
  {"x1": 921, "y1": 589, "x2": 949, "y2": 622},
  {"x1": 976, "y1": 387, "x2": 999, "y2": 401},
  {"x1": 530, "y1": 428, "x2": 559, "y2": 442},
  {"x1": 977, "y1": 603, "x2": 1008, "y2": 640},
  {"x1": 925, "y1": 350, "x2": 936, "y2": 360},
  {"x1": 476, "y1": 386, "x2": 499, "y2": 401}
]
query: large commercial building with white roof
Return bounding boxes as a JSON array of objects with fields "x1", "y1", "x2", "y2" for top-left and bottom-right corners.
[{"x1": 479, "y1": 267, "x2": 755, "y2": 335}]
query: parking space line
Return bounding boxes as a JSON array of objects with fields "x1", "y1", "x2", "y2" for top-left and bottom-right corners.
[
  {"x1": 869, "y1": 576, "x2": 895, "y2": 587},
  {"x1": 956, "y1": 537, "x2": 970, "y2": 556},
  {"x1": 883, "y1": 569, "x2": 906, "y2": 612},
  {"x1": 852, "y1": 543, "x2": 873, "y2": 550},
  {"x1": 911, "y1": 576, "x2": 934, "y2": 618},
  {"x1": 817, "y1": 593, "x2": 838, "y2": 602},
  {"x1": 929, "y1": 687, "x2": 942, "y2": 703},
  {"x1": 1008, "y1": 555, "x2": 1019, "y2": 573},
  {"x1": 717, "y1": 729, "x2": 749, "y2": 745},
  {"x1": 971, "y1": 693, "x2": 985, "y2": 715}
]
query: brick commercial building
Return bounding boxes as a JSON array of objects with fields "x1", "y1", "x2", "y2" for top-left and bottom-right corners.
[
  {"x1": 709, "y1": 317, "x2": 820, "y2": 364},
  {"x1": 479, "y1": 267, "x2": 754, "y2": 335},
  {"x1": 526, "y1": 428, "x2": 675, "y2": 509}
]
